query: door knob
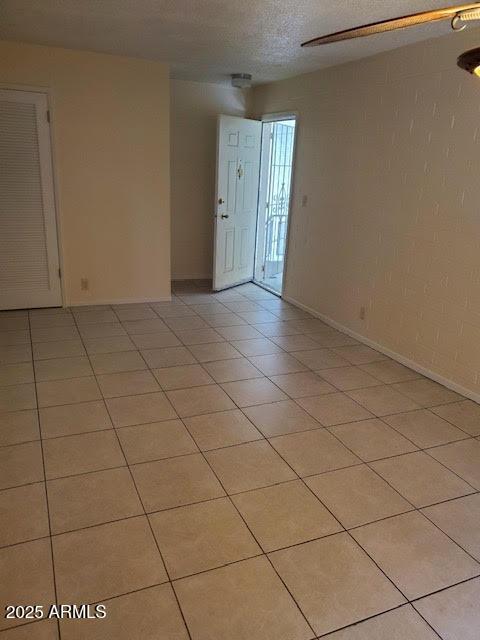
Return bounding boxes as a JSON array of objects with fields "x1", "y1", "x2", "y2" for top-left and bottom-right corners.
[
  {"x1": 221, "y1": 214, "x2": 229, "y2": 219},
  {"x1": 218, "y1": 198, "x2": 224, "y2": 204}
]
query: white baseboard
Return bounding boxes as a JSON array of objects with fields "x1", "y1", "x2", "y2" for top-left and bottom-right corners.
[
  {"x1": 68, "y1": 295, "x2": 172, "y2": 306},
  {"x1": 284, "y1": 294, "x2": 480, "y2": 405}
]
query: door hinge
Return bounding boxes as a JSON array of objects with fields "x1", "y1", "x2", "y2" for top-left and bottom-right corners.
[
  {"x1": 58, "y1": 267, "x2": 61, "y2": 279},
  {"x1": 46, "y1": 110, "x2": 51, "y2": 123}
]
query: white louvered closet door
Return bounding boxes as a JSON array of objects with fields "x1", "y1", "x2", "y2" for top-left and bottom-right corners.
[{"x1": 0, "y1": 89, "x2": 62, "y2": 310}]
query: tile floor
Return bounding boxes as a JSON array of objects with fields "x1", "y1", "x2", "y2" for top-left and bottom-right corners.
[{"x1": 1, "y1": 280, "x2": 480, "y2": 639}]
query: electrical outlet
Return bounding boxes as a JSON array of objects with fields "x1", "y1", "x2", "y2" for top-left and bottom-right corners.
[
  {"x1": 301, "y1": 195, "x2": 308, "y2": 207},
  {"x1": 80, "y1": 278, "x2": 89, "y2": 291},
  {"x1": 359, "y1": 306, "x2": 366, "y2": 320}
]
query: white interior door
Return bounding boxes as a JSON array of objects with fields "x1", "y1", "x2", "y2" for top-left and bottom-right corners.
[
  {"x1": 213, "y1": 115, "x2": 261, "y2": 291},
  {"x1": 0, "y1": 89, "x2": 62, "y2": 310}
]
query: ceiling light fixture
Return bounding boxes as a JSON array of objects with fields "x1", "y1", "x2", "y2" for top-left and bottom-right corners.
[
  {"x1": 457, "y1": 47, "x2": 480, "y2": 76},
  {"x1": 231, "y1": 73, "x2": 252, "y2": 89}
]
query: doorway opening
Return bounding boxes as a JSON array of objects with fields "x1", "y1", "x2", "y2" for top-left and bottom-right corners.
[{"x1": 254, "y1": 115, "x2": 296, "y2": 295}]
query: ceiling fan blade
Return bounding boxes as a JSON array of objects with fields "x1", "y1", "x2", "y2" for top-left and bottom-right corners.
[{"x1": 301, "y1": 3, "x2": 480, "y2": 46}]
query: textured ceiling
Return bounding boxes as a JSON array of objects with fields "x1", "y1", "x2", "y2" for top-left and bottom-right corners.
[{"x1": 0, "y1": 0, "x2": 469, "y2": 84}]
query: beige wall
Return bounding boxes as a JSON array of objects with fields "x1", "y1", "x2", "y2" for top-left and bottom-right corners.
[
  {"x1": 170, "y1": 80, "x2": 247, "y2": 279},
  {"x1": 0, "y1": 41, "x2": 171, "y2": 305},
  {"x1": 251, "y1": 29, "x2": 480, "y2": 400}
]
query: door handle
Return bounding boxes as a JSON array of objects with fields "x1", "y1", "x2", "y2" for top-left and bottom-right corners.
[{"x1": 221, "y1": 214, "x2": 229, "y2": 219}]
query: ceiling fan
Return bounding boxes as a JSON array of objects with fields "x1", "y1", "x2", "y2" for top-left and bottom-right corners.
[{"x1": 301, "y1": 3, "x2": 480, "y2": 77}]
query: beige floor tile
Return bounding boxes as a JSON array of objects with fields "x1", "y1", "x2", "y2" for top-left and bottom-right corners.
[
  {"x1": 36, "y1": 377, "x2": 101, "y2": 408},
  {"x1": 427, "y1": 439, "x2": 480, "y2": 489},
  {"x1": 0, "y1": 483, "x2": 49, "y2": 546},
  {"x1": 239, "y1": 310, "x2": 278, "y2": 324},
  {"x1": 132, "y1": 453, "x2": 225, "y2": 511},
  {"x1": 0, "y1": 409, "x2": 39, "y2": 446},
  {"x1": 414, "y1": 577, "x2": 480, "y2": 640},
  {"x1": 131, "y1": 332, "x2": 181, "y2": 349},
  {"x1": 150, "y1": 497, "x2": 260, "y2": 578},
  {"x1": 190, "y1": 302, "x2": 229, "y2": 316},
  {"x1": 53, "y1": 516, "x2": 167, "y2": 603},
  {"x1": 0, "y1": 316, "x2": 29, "y2": 331},
  {"x1": 175, "y1": 328, "x2": 224, "y2": 345},
  {"x1": 106, "y1": 391, "x2": 177, "y2": 427},
  {"x1": 318, "y1": 366, "x2": 380, "y2": 391},
  {"x1": 43, "y1": 430, "x2": 125, "y2": 479},
  {"x1": 359, "y1": 360, "x2": 420, "y2": 383},
  {"x1": 31, "y1": 325, "x2": 80, "y2": 343},
  {"x1": 167, "y1": 384, "x2": 235, "y2": 417},
  {"x1": 287, "y1": 318, "x2": 329, "y2": 334},
  {"x1": 216, "y1": 325, "x2": 264, "y2": 340},
  {"x1": 322, "y1": 605, "x2": 439, "y2": 640},
  {"x1": 48, "y1": 467, "x2": 143, "y2": 534},
  {"x1": 294, "y1": 348, "x2": 350, "y2": 370},
  {"x1": 164, "y1": 316, "x2": 208, "y2": 331},
  {"x1": 0, "y1": 363, "x2": 34, "y2": 386},
  {"x1": 392, "y1": 379, "x2": 462, "y2": 407},
  {"x1": 305, "y1": 465, "x2": 411, "y2": 529},
  {"x1": 355, "y1": 513, "x2": 480, "y2": 602},
  {"x1": 347, "y1": 385, "x2": 420, "y2": 416},
  {"x1": 371, "y1": 450, "x2": 473, "y2": 507},
  {"x1": 153, "y1": 364, "x2": 214, "y2": 391},
  {"x1": 74, "y1": 309, "x2": 117, "y2": 325},
  {"x1": 0, "y1": 539, "x2": 55, "y2": 630},
  {"x1": 206, "y1": 441, "x2": 296, "y2": 493},
  {"x1": 230, "y1": 338, "x2": 283, "y2": 357},
  {"x1": 203, "y1": 357, "x2": 262, "y2": 383},
  {"x1": 84, "y1": 336, "x2": 136, "y2": 355},
  {"x1": 422, "y1": 493, "x2": 480, "y2": 561},
  {"x1": 269, "y1": 334, "x2": 320, "y2": 352},
  {"x1": 0, "y1": 442, "x2": 44, "y2": 490},
  {"x1": 90, "y1": 350, "x2": 147, "y2": 374},
  {"x1": 33, "y1": 340, "x2": 86, "y2": 360},
  {"x1": 188, "y1": 341, "x2": 242, "y2": 362},
  {"x1": 39, "y1": 399, "x2": 112, "y2": 438},
  {"x1": 254, "y1": 321, "x2": 302, "y2": 337},
  {"x1": 247, "y1": 353, "x2": 306, "y2": 376},
  {"x1": 97, "y1": 370, "x2": 159, "y2": 398},
  {"x1": 270, "y1": 371, "x2": 336, "y2": 398},
  {"x1": 114, "y1": 306, "x2": 157, "y2": 321},
  {"x1": 173, "y1": 556, "x2": 313, "y2": 640},
  {"x1": 78, "y1": 322, "x2": 126, "y2": 339},
  {"x1": 221, "y1": 378, "x2": 286, "y2": 407},
  {"x1": 269, "y1": 533, "x2": 404, "y2": 636},
  {"x1": 0, "y1": 384, "x2": 36, "y2": 412},
  {"x1": 205, "y1": 313, "x2": 249, "y2": 328},
  {"x1": 332, "y1": 345, "x2": 387, "y2": 365},
  {"x1": 34, "y1": 356, "x2": 92, "y2": 382},
  {"x1": 0, "y1": 330, "x2": 30, "y2": 346},
  {"x1": 233, "y1": 480, "x2": 341, "y2": 551},
  {"x1": 117, "y1": 419, "x2": 198, "y2": 463},
  {"x1": 60, "y1": 584, "x2": 188, "y2": 640},
  {"x1": 1, "y1": 619, "x2": 59, "y2": 639},
  {"x1": 431, "y1": 400, "x2": 480, "y2": 436},
  {"x1": 270, "y1": 428, "x2": 360, "y2": 477},
  {"x1": 330, "y1": 418, "x2": 418, "y2": 462},
  {"x1": 183, "y1": 409, "x2": 262, "y2": 450},
  {"x1": 309, "y1": 331, "x2": 359, "y2": 348},
  {"x1": 0, "y1": 344, "x2": 32, "y2": 365},
  {"x1": 298, "y1": 392, "x2": 373, "y2": 426},
  {"x1": 122, "y1": 318, "x2": 169, "y2": 334},
  {"x1": 141, "y1": 346, "x2": 195, "y2": 368},
  {"x1": 243, "y1": 400, "x2": 321, "y2": 437},
  {"x1": 383, "y1": 409, "x2": 468, "y2": 448}
]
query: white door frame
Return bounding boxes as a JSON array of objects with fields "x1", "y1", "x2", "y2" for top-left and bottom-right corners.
[
  {"x1": 0, "y1": 84, "x2": 65, "y2": 308},
  {"x1": 254, "y1": 111, "x2": 299, "y2": 298}
]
